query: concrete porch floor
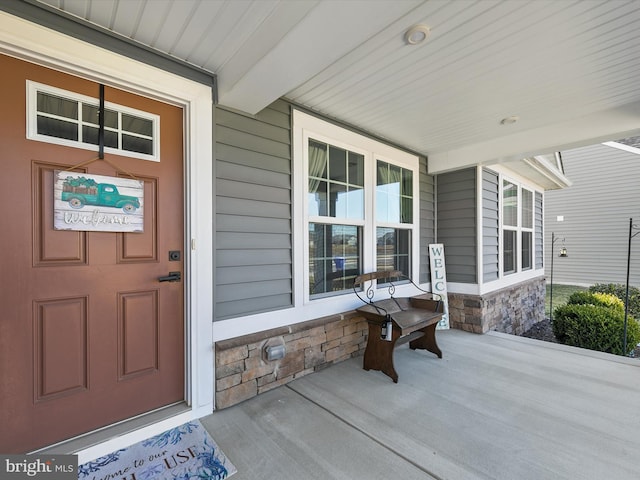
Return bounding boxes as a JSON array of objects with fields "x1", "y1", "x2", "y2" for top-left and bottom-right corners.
[{"x1": 201, "y1": 329, "x2": 640, "y2": 480}]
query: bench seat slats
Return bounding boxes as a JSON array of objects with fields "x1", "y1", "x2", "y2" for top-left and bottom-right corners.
[{"x1": 356, "y1": 302, "x2": 441, "y2": 333}]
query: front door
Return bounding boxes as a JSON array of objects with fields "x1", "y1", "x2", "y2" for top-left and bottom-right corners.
[{"x1": 0, "y1": 55, "x2": 185, "y2": 453}]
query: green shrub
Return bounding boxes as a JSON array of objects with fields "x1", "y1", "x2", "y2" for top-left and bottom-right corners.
[
  {"x1": 567, "y1": 291, "x2": 624, "y2": 312},
  {"x1": 552, "y1": 304, "x2": 640, "y2": 356},
  {"x1": 589, "y1": 283, "x2": 640, "y2": 318}
]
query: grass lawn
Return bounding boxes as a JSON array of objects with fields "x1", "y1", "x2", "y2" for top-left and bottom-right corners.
[{"x1": 546, "y1": 284, "x2": 588, "y2": 317}]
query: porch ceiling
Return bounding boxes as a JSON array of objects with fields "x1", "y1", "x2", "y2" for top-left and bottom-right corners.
[{"x1": 33, "y1": 0, "x2": 640, "y2": 173}]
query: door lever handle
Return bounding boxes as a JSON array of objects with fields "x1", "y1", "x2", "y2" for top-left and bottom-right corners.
[{"x1": 158, "y1": 271, "x2": 181, "y2": 282}]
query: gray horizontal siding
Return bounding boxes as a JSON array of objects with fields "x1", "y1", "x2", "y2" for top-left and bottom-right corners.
[
  {"x1": 217, "y1": 295, "x2": 293, "y2": 319},
  {"x1": 216, "y1": 214, "x2": 291, "y2": 234},
  {"x1": 215, "y1": 125, "x2": 290, "y2": 159},
  {"x1": 216, "y1": 249, "x2": 291, "y2": 267},
  {"x1": 217, "y1": 279, "x2": 292, "y2": 303},
  {"x1": 217, "y1": 264, "x2": 292, "y2": 284},
  {"x1": 217, "y1": 160, "x2": 290, "y2": 188},
  {"x1": 436, "y1": 168, "x2": 477, "y2": 284},
  {"x1": 216, "y1": 108, "x2": 290, "y2": 141},
  {"x1": 217, "y1": 178, "x2": 290, "y2": 203},
  {"x1": 217, "y1": 197, "x2": 290, "y2": 218},
  {"x1": 420, "y1": 157, "x2": 435, "y2": 284},
  {"x1": 216, "y1": 232, "x2": 291, "y2": 250},
  {"x1": 482, "y1": 169, "x2": 500, "y2": 282},
  {"x1": 217, "y1": 143, "x2": 290, "y2": 174},
  {"x1": 535, "y1": 192, "x2": 543, "y2": 269},
  {"x1": 215, "y1": 100, "x2": 292, "y2": 320},
  {"x1": 545, "y1": 143, "x2": 640, "y2": 286}
]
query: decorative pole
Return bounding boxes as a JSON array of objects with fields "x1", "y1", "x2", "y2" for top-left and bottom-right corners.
[
  {"x1": 550, "y1": 232, "x2": 556, "y2": 322},
  {"x1": 549, "y1": 232, "x2": 567, "y2": 323},
  {"x1": 623, "y1": 218, "x2": 639, "y2": 355}
]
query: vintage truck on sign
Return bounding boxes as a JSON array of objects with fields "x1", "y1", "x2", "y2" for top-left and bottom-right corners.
[{"x1": 61, "y1": 176, "x2": 140, "y2": 213}]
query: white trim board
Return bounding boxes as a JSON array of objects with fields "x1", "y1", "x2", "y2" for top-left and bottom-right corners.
[
  {"x1": 0, "y1": 11, "x2": 214, "y2": 463},
  {"x1": 602, "y1": 141, "x2": 640, "y2": 156}
]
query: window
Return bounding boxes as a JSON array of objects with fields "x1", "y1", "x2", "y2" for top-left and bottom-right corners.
[
  {"x1": 502, "y1": 179, "x2": 537, "y2": 275},
  {"x1": 28, "y1": 81, "x2": 160, "y2": 161},
  {"x1": 376, "y1": 161, "x2": 413, "y2": 276},
  {"x1": 308, "y1": 139, "x2": 364, "y2": 296},
  {"x1": 298, "y1": 111, "x2": 419, "y2": 300},
  {"x1": 521, "y1": 188, "x2": 533, "y2": 271},
  {"x1": 377, "y1": 227, "x2": 410, "y2": 274},
  {"x1": 502, "y1": 180, "x2": 518, "y2": 275}
]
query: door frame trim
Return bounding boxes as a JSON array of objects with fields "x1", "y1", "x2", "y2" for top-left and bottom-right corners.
[{"x1": 0, "y1": 11, "x2": 214, "y2": 462}]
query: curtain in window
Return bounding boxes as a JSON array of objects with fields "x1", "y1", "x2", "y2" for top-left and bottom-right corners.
[
  {"x1": 37, "y1": 92, "x2": 79, "y2": 141},
  {"x1": 308, "y1": 140, "x2": 327, "y2": 194},
  {"x1": 37, "y1": 92, "x2": 78, "y2": 119},
  {"x1": 377, "y1": 161, "x2": 402, "y2": 223},
  {"x1": 377, "y1": 162, "x2": 401, "y2": 187}
]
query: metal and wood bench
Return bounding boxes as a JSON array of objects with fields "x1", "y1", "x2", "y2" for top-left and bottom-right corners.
[{"x1": 353, "y1": 270, "x2": 443, "y2": 383}]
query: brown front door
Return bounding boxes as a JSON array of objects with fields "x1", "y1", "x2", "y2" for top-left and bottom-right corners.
[{"x1": 0, "y1": 55, "x2": 185, "y2": 453}]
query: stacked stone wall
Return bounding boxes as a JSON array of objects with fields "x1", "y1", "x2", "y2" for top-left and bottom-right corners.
[
  {"x1": 448, "y1": 277, "x2": 545, "y2": 335},
  {"x1": 215, "y1": 312, "x2": 367, "y2": 409}
]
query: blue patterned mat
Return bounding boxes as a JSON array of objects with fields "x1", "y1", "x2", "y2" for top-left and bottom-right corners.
[{"x1": 79, "y1": 420, "x2": 237, "y2": 480}]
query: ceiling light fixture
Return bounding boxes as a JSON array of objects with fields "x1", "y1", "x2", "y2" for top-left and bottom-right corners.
[
  {"x1": 500, "y1": 115, "x2": 519, "y2": 125},
  {"x1": 404, "y1": 24, "x2": 430, "y2": 45}
]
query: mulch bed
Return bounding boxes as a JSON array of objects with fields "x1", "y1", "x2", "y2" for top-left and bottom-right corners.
[{"x1": 521, "y1": 318, "x2": 558, "y2": 344}]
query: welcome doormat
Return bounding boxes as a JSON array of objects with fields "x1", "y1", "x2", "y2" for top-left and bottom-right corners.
[{"x1": 79, "y1": 421, "x2": 237, "y2": 480}]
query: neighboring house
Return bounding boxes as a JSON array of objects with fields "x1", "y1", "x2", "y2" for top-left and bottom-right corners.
[
  {"x1": 545, "y1": 139, "x2": 640, "y2": 287},
  {"x1": 0, "y1": 0, "x2": 638, "y2": 460}
]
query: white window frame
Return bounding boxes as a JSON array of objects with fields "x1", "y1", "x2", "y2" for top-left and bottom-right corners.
[
  {"x1": 295, "y1": 110, "x2": 420, "y2": 306},
  {"x1": 499, "y1": 175, "x2": 540, "y2": 277},
  {"x1": 374, "y1": 155, "x2": 415, "y2": 276},
  {"x1": 27, "y1": 81, "x2": 161, "y2": 162},
  {"x1": 520, "y1": 187, "x2": 534, "y2": 271},
  {"x1": 306, "y1": 135, "x2": 367, "y2": 299}
]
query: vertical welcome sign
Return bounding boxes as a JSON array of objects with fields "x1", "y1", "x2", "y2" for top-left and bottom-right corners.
[{"x1": 429, "y1": 244, "x2": 450, "y2": 329}]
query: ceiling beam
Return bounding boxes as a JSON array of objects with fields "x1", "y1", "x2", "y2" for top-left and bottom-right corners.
[
  {"x1": 428, "y1": 100, "x2": 640, "y2": 174},
  {"x1": 217, "y1": 0, "x2": 421, "y2": 114}
]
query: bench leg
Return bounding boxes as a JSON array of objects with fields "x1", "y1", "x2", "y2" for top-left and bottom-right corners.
[
  {"x1": 363, "y1": 322, "x2": 399, "y2": 383},
  {"x1": 409, "y1": 322, "x2": 442, "y2": 358}
]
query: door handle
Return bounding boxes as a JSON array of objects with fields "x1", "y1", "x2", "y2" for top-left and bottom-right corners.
[{"x1": 158, "y1": 271, "x2": 181, "y2": 282}]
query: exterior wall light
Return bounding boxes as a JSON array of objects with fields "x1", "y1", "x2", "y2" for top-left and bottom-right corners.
[
  {"x1": 263, "y1": 341, "x2": 286, "y2": 362},
  {"x1": 265, "y1": 344, "x2": 285, "y2": 361}
]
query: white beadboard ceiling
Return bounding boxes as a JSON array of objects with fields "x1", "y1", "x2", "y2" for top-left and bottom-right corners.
[{"x1": 36, "y1": 0, "x2": 640, "y2": 175}]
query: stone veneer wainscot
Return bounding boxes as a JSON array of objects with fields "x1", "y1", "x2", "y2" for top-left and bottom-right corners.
[
  {"x1": 448, "y1": 278, "x2": 546, "y2": 335},
  {"x1": 215, "y1": 312, "x2": 368, "y2": 409}
]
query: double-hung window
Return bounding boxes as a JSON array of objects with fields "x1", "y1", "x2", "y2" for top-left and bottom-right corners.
[
  {"x1": 502, "y1": 179, "x2": 536, "y2": 275},
  {"x1": 308, "y1": 139, "x2": 365, "y2": 296},
  {"x1": 521, "y1": 188, "x2": 534, "y2": 271},
  {"x1": 375, "y1": 161, "x2": 413, "y2": 275},
  {"x1": 296, "y1": 111, "x2": 419, "y2": 301}
]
